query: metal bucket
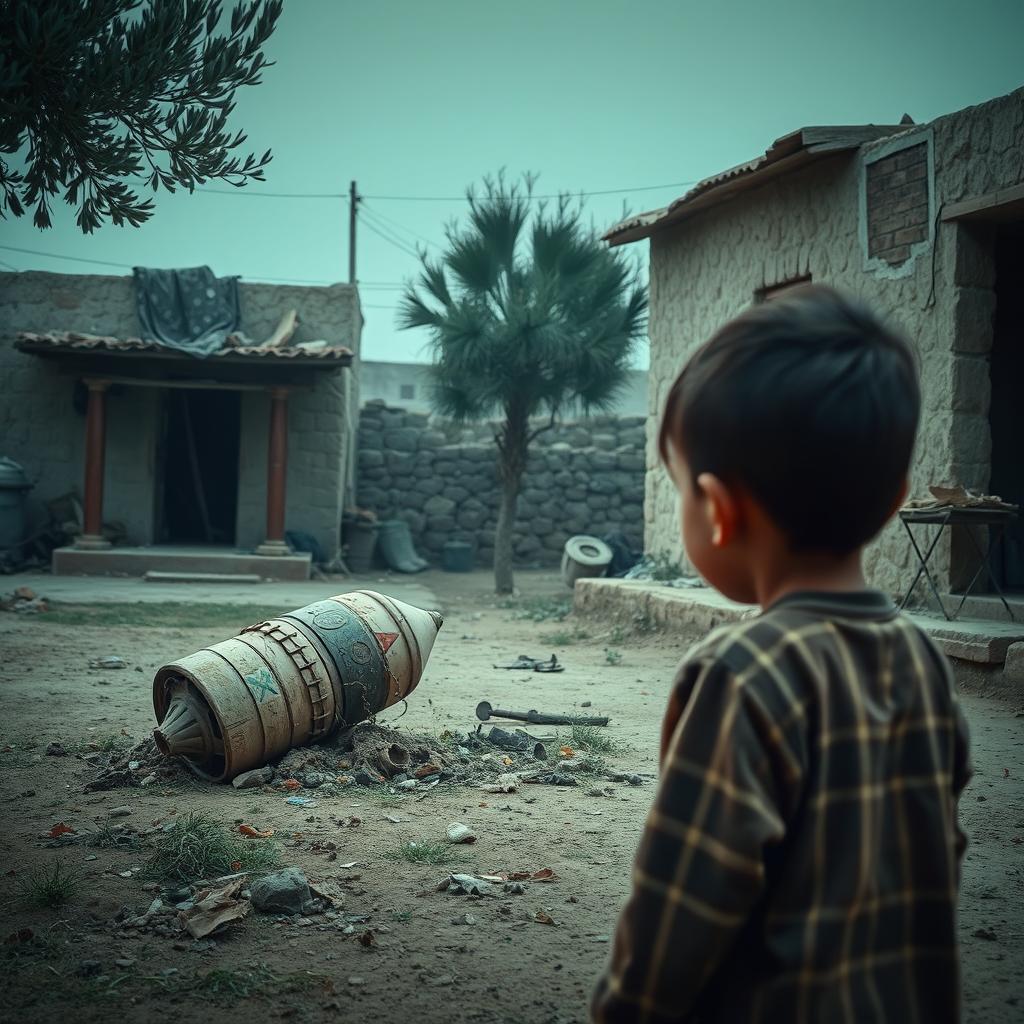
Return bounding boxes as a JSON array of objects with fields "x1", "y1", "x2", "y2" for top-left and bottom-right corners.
[{"x1": 152, "y1": 590, "x2": 443, "y2": 782}]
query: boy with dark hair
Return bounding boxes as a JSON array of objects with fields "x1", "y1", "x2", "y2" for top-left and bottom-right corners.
[{"x1": 592, "y1": 284, "x2": 970, "y2": 1023}]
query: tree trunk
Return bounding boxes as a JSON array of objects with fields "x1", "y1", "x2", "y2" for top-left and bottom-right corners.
[
  {"x1": 493, "y1": 405, "x2": 528, "y2": 595},
  {"x1": 494, "y1": 474, "x2": 519, "y2": 595}
]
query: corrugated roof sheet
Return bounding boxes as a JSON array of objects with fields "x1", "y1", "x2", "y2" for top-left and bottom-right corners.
[
  {"x1": 15, "y1": 330, "x2": 353, "y2": 363},
  {"x1": 605, "y1": 124, "x2": 906, "y2": 245}
]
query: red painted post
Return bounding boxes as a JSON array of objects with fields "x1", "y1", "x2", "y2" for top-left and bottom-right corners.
[
  {"x1": 257, "y1": 387, "x2": 290, "y2": 555},
  {"x1": 78, "y1": 379, "x2": 111, "y2": 549}
]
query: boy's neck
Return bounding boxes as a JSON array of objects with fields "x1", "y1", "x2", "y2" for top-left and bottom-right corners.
[{"x1": 753, "y1": 549, "x2": 868, "y2": 610}]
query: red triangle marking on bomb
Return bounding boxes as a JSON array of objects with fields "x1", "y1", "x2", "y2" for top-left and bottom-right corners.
[{"x1": 375, "y1": 631, "x2": 399, "y2": 654}]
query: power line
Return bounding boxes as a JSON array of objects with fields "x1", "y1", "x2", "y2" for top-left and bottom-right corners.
[
  {"x1": 0, "y1": 257, "x2": 20, "y2": 271},
  {"x1": 357, "y1": 210, "x2": 420, "y2": 260},
  {"x1": 360, "y1": 201, "x2": 439, "y2": 249},
  {"x1": 191, "y1": 180, "x2": 700, "y2": 202},
  {"x1": 0, "y1": 243, "x2": 134, "y2": 269}
]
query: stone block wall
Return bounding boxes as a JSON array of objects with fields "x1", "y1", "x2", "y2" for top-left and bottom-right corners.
[{"x1": 356, "y1": 401, "x2": 646, "y2": 567}]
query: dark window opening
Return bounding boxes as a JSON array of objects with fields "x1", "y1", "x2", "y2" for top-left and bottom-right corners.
[
  {"x1": 156, "y1": 389, "x2": 241, "y2": 545},
  {"x1": 989, "y1": 222, "x2": 1024, "y2": 590}
]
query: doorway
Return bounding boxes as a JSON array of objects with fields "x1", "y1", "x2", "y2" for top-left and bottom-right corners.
[
  {"x1": 989, "y1": 222, "x2": 1024, "y2": 590},
  {"x1": 156, "y1": 389, "x2": 241, "y2": 545}
]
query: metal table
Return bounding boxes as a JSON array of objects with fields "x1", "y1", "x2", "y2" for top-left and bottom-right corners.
[{"x1": 898, "y1": 506, "x2": 1019, "y2": 621}]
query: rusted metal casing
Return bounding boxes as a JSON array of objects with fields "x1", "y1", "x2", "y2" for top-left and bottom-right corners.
[{"x1": 152, "y1": 590, "x2": 443, "y2": 782}]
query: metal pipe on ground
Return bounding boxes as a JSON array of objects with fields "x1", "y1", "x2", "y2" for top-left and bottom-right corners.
[{"x1": 152, "y1": 590, "x2": 443, "y2": 782}]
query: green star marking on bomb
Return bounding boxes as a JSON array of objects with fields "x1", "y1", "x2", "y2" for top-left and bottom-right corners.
[{"x1": 244, "y1": 666, "x2": 278, "y2": 703}]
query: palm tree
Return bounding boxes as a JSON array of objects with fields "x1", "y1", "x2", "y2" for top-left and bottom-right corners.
[{"x1": 399, "y1": 175, "x2": 647, "y2": 594}]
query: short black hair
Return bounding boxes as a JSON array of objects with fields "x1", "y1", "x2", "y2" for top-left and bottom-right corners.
[{"x1": 658, "y1": 284, "x2": 920, "y2": 555}]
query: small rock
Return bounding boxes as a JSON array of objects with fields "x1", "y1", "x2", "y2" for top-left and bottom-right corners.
[
  {"x1": 249, "y1": 867, "x2": 312, "y2": 916},
  {"x1": 114, "y1": 958, "x2": 136, "y2": 969},
  {"x1": 445, "y1": 822, "x2": 476, "y2": 844},
  {"x1": 140, "y1": 773, "x2": 159, "y2": 787},
  {"x1": 581, "y1": 701, "x2": 592, "y2": 708},
  {"x1": 396, "y1": 779, "x2": 418, "y2": 791},
  {"x1": 108, "y1": 806, "x2": 133, "y2": 818},
  {"x1": 354, "y1": 768, "x2": 384, "y2": 787},
  {"x1": 46, "y1": 741, "x2": 67, "y2": 757},
  {"x1": 390, "y1": 773, "x2": 410, "y2": 784},
  {"x1": 128, "y1": 761, "x2": 141, "y2": 770},
  {"x1": 77, "y1": 960, "x2": 102, "y2": 977},
  {"x1": 348, "y1": 976, "x2": 365, "y2": 986},
  {"x1": 232, "y1": 765, "x2": 275, "y2": 790},
  {"x1": 627, "y1": 775, "x2": 643, "y2": 787},
  {"x1": 973, "y1": 927, "x2": 998, "y2": 941},
  {"x1": 172, "y1": 941, "x2": 189, "y2": 951},
  {"x1": 452, "y1": 913, "x2": 476, "y2": 926}
]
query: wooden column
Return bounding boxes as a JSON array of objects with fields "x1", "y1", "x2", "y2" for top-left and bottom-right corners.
[
  {"x1": 76, "y1": 379, "x2": 111, "y2": 550},
  {"x1": 255, "y1": 387, "x2": 291, "y2": 556}
]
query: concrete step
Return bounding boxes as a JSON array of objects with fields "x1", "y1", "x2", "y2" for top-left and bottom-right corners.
[
  {"x1": 144, "y1": 571, "x2": 262, "y2": 584},
  {"x1": 53, "y1": 545, "x2": 311, "y2": 581}
]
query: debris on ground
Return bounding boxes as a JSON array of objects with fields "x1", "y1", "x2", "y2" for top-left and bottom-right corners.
[
  {"x1": 492, "y1": 654, "x2": 564, "y2": 672},
  {"x1": 88, "y1": 656, "x2": 127, "y2": 670},
  {"x1": 232, "y1": 765, "x2": 275, "y2": 789},
  {"x1": 179, "y1": 878, "x2": 250, "y2": 939},
  {"x1": 476, "y1": 701, "x2": 609, "y2": 727},
  {"x1": 45, "y1": 741, "x2": 67, "y2": 757},
  {"x1": 84, "y1": 736, "x2": 192, "y2": 792},
  {"x1": 0, "y1": 587, "x2": 49, "y2": 613}
]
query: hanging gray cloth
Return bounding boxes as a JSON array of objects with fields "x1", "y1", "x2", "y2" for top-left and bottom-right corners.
[{"x1": 133, "y1": 266, "x2": 241, "y2": 357}]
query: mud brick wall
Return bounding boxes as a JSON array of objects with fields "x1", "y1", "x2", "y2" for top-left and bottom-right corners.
[
  {"x1": 356, "y1": 401, "x2": 646, "y2": 567},
  {"x1": 866, "y1": 142, "x2": 930, "y2": 266}
]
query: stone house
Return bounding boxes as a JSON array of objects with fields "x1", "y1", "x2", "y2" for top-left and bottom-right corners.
[
  {"x1": 0, "y1": 271, "x2": 361, "y2": 578},
  {"x1": 606, "y1": 86, "x2": 1024, "y2": 602}
]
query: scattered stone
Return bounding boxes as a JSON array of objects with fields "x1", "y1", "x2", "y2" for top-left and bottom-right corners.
[
  {"x1": 46, "y1": 741, "x2": 67, "y2": 757},
  {"x1": 452, "y1": 913, "x2": 476, "y2": 926},
  {"x1": 108, "y1": 806, "x2": 133, "y2": 817},
  {"x1": 140, "y1": 773, "x2": 159, "y2": 787},
  {"x1": 114, "y1": 958, "x2": 136, "y2": 969},
  {"x1": 232, "y1": 766, "x2": 275, "y2": 790},
  {"x1": 445, "y1": 822, "x2": 477, "y2": 844},
  {"x1": 396, "y1": 779, "x2": 418, "y2": 791},
  {"x1": 249, "y1": 867, "x2": 312, "y2": 916},
  {"x1": 76, "y1": 960, "x2": 102, "y2": 977},
  {"x1": 973, "y1": 927, "x2": 998, "y2": 941}
]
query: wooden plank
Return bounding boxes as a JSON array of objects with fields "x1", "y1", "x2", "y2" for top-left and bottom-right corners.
[
  {"x1": 82, "y1": 375, "x2": 274, "y2": 391},
  {"x1": 941, "y1": 182, "x2": 1024, "y2": 222}
]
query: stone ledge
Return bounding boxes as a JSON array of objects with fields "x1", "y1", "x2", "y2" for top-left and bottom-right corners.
[
  {"x1": 53, "y1": 546, "x2": 311, "y2": 581},
  {"x1": 573, "y1": 578, "x2": 1024, "y2": 677}
]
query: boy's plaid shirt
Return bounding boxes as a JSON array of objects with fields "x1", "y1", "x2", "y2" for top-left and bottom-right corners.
[{"x1": 592, "y1": 590, "x2": 970, "y2": 1023}]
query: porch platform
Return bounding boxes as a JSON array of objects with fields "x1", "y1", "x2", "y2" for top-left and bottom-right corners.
[
  {"x1": 51, "y1": 544, "x2": 312, "y2": 582},
  {"x1": 574, "y1": 578, "x2": 1024, "y2": 676}
]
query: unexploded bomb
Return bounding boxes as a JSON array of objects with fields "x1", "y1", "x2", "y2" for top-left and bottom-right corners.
[{"x1": 152, "y1": 590, "x2": 443, "y2": 782}]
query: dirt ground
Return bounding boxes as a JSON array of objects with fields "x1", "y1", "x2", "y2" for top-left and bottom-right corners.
[{"x1": 1, "y1": 569, "x2": 1022, "y2": 1023}]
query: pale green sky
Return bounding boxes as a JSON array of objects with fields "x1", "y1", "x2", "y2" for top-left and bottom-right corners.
[{"x1": 3, "y1": 0, "x2": 1022, "y2": 367}]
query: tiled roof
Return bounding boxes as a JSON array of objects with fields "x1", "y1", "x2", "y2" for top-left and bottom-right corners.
[
  {"x1": 604, "y1": 124, "x2": 906, "y2": 245},
  {"x1": 15, "y1": 330, "x2": 353, "y2": 362}
]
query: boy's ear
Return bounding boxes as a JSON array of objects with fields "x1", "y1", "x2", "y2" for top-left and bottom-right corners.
[
  {"x1": 696, "y1": 472, "x2": 739, "y2": 547},
  {"x1": 888, "y1": 477, "x2": 910, "y2": 517}
]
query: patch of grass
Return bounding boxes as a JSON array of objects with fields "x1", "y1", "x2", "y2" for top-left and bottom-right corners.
[
  {"x1": 390, "y1": 910, "x2": 412, "y2": 922},
  {"x1": 388, "y1": 840, "x2": 453, "y2": 865},
  {"x1": 17, "y1": 859, "x2": 80, "y2": 908},
  {"x1": 41, "y1": 602, "x2": 284, "y2": 630},
  {"x1": 539, "y1": 626, "x2": 590, "y2": 646},
  {"x1": 607, "y1": 624, "x2": 627, "y2": 644},
  {"x1": 631, "y1": 610, "x2": 658, "y2": 634},
  {"x1": 500, "y1": 596, "x2": 572, "y2": 623},
  {"x1": 571, "y1": 724, "x2": 618, "y2": 755},
  {"x1": 145, "y1": 963, "x2": 328, "y2": 1003},
  {"x1": 89, "y1": 824, "x2": 145, "y2": 851},
  {"x1": 604, "y1": 648, "x2": 623, "y2": 665},
  {"x1": 649, "y1": 557, "x2": 685, "y2": 582},
  {"x1": 146, "y1": 812, "x2": 280, "y2": 883}
]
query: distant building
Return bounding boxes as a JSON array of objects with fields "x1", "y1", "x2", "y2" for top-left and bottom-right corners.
[
  {"x1": 359, "y1": 359, "x2": 649, "y2": 418},
  {"x1": 607, "y1": 86, "x2": 1024, "y2": 598},
  {"x1": 0, "y1": 271, "x2": 360, "y2": 577}
]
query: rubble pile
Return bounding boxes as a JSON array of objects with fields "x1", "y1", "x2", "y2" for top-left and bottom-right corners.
[{"x1": 85, "y1": 736, "x2": 194, "y2": 792}]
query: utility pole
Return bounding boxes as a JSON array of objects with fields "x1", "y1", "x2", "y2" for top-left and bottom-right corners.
[{"x1": 348, "y1": 180, "x2": 359, "y2": 284}]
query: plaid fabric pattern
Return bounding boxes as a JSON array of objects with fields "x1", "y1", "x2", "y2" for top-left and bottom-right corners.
[{"x1": 592, "y1": 590, "x2": 970, "y2": 1024}]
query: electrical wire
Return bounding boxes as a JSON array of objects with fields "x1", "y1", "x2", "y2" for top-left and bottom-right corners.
[
  {"x1": 360, "y1": 201, "x2": 439, "y2": 249},
  {"x1": 357, "y1": 210, "x2": 420, "y2": 259},
  {"x1": 192, "y1": 180, "x2": 700, "y2": 202}
]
